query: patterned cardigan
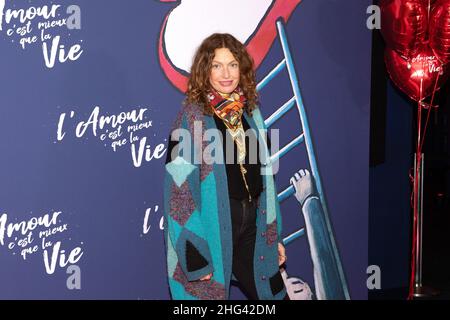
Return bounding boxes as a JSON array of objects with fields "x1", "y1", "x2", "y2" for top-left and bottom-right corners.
[{"x1": 163, "y1": 103, "x2": 286, "y2": 300}]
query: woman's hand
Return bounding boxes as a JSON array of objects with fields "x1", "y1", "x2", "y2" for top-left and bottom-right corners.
[
  {"x1": 199, "y1": 273, "x2": 213, "y2": 281},
  {"x1": 278, "y1": 242, "x2": 287, "y2": 266}
]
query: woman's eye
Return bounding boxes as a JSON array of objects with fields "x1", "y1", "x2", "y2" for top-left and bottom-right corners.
[
  {"x1": 231, "y1": 63, "x2": 238, "y2": 67},
  {"x1": 212, "y1": 64, "x2": 220, "y2": 69}
]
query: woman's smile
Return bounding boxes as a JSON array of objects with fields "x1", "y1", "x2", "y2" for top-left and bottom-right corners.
[{"x1": 219, "y1": 81, "x2": 234, "y2": 86}]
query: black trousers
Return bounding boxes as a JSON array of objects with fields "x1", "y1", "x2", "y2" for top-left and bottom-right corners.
[
  {"x1": 229, "y1": 197, "x2": 289, "y2": 300},
  {"x1": 230, "y1": 197, "x2": 259, "y2": 299}
]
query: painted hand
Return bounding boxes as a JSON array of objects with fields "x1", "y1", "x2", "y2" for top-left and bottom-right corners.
[{"x1": 290, "y1": 169, "x2": 315, "y2": 206}]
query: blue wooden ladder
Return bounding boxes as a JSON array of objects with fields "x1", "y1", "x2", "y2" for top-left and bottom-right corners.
[{"x1": 256, "y1": 19, "x2": 350, "y2": 299}]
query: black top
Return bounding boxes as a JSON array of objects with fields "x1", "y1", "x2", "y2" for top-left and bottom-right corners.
[{"x1": 212, "y1": 113, "x2": 263, "y2": 201}]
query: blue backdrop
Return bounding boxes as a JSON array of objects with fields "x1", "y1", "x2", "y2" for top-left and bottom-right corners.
[{"x1": 0, "y1": 0, "x2": 371, "y2": 299}]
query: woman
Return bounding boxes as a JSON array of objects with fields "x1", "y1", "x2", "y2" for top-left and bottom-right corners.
[{"x1": 164, "y1": 33, "x2": 288, "y2": 300}]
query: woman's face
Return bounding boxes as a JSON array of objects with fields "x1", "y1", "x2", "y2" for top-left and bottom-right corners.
[{"x1": 209, "y1": 47, "x2": 240, "y2": 95}]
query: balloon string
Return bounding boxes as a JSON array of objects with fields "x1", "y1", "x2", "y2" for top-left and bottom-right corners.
[
  {"x1": 407, "y1": 62, "x2": 440, "y2": 300},
  {"x1": 408, "y1": 135, "x2": 419, "y2": 300},
  {"x1": 408, "y1": 73, "x2": 424, "y2": 300},
  {"x1": 408, "y1": 1, "x2": 440, "y2": 298},
  {"x1": 419, "y1": 71, "x2": 441, "y2": 153}
]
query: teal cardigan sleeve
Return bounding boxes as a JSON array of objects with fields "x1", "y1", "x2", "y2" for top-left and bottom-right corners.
[
  {"x1": 266, "y1": 133, "x2": 283, "y2": 244},
  {"x1": 260, "y1": 118, "x2": 283, "y2": 244},
  {"x1": 164, "y1": 111, "x2": 214, "y2": 281}
]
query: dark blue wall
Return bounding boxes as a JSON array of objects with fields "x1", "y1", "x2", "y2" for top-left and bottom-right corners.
[
  {"x1": 369, "y1": 82, "x2": 413, "y2": 291},
  {"x1": 0, "y1": 0, "x2": 372, "y2": 299}
]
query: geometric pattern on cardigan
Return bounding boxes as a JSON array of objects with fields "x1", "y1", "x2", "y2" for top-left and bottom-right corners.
[
  {"x1": 169, "y1": 181, "x2": 196, "y2": 226},
  {"x1": 250, "y1": 107, "x2": 279, "y2": 228},
  {"x1": 172, "y1": 263, "x2": 226, "y2": 300},
  {"x1": 166, "y1": 156, "x2": 196, "y2": 187},
  {"x1": 164, "y1": 104, "x2": 286, "y2": 300},
  {"x1": 175, "y1": 226, "x2": 213, "y2": 278},
  {"x1": 266, "y1": 221, "x2": 278, "y2": 246},
  {"x1": 198, "y1": 171, "x2": 225, "y2": 285},
  {"x1": 166, "y1": 232, "x2": 178, "y2": 278},
  {"x1": 184, "y1": 104, "x2": 213, "y2": 182},
  {"x1": 200, "y1": 119, "x2": 213, "y2": 181}
]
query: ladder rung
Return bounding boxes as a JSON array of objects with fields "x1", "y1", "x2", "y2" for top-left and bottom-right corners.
[
  {"x1": 283, "y1": 228, "x2": 305, "y2": 245},
  {"x1": 270, "y1": 133, "x2": 304, "y2": 162},
  {"x1": 256, "y1": 59, "x2": 287, "y2": 92},
  {"x1": 264, "y1": 96, "x2": 296, "y2": 128},
  {"x1": 277, "y1": 184, "x2": 295, "y2": 202}
]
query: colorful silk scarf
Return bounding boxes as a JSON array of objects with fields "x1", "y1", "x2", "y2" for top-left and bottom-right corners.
[
  {"x1": 207, "y1": 86, "x2": 253, "y2": 201},
  {"x1": 207, "y1": 86, "x2": 247, "y2": 129}
]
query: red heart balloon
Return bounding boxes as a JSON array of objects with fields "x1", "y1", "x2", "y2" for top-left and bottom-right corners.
[
  {"x1": 429, "y1": 0, "x2": 450, "y2": 64},
  {"x1": 385, "y1": 45, "x2": 449, "y2": 101},
  {"x1": 380, "y1": 0, "x2": 429, "y2": 59}
]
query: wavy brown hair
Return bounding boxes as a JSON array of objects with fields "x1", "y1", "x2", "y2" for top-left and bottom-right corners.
[{"x1": 184, "y1": 33, "x2": 258, "y2": 116}]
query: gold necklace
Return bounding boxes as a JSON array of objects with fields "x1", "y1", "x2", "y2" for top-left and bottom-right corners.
[
  {"x1": 222, "y1": 115, "x2": 252, "y2": 203},
  {"x1": 216, "y1": 91, "x2": 252, "y2": 202}
]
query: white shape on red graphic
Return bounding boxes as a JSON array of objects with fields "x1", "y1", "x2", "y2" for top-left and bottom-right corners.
[
  {"x1": 164, "y1": 0, "x2": 272, "y2": 73},
  {"x1": 158, "y1": 0, "x2": 302, "y2": 92}
]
